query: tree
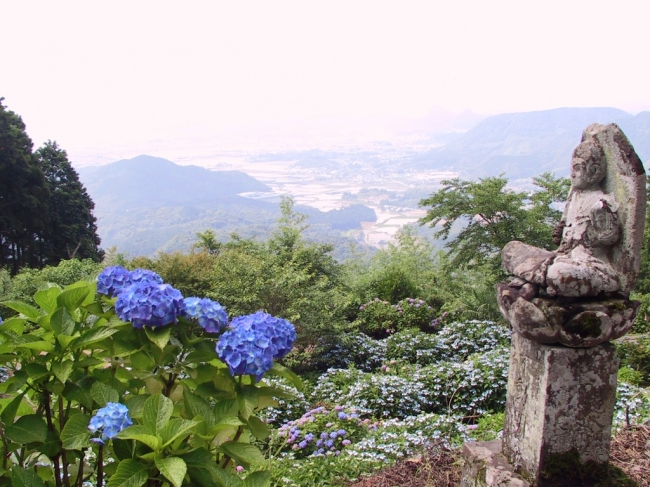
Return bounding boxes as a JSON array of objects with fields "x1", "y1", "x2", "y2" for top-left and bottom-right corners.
[
  {"x1": 0, "y1": 98, "x2": 50, "y2": 273},
  {"x1": 35, "y1": 141, "x2": 103, "y2": 264},
  {"x1": 634, "y1": 176, "x2": 650, "y2": 293},
  {"x1": 418, "y1": 173, "x2": 570, "y2": 272}
]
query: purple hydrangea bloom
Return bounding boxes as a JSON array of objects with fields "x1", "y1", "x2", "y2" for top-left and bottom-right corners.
[
  {"x1": 215, "y1": 312, "x2": 296, "y2": 381},
  {"x1": 183, "y1": 297, "x2": 228, "y2": 333},
  {"x1": 88, "y1": 402, "x2": 132, "y2": 445},
  {"x1": 115, "y1": 282, "x2": 185, "y2": 328},
  {"x1": 97, "y1": 266, "x2": 132, "y2": 297}
]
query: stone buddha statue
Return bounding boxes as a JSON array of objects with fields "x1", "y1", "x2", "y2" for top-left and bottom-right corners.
[{"x1": 497, "y1": 123, "x2": 646, "y2": 347}]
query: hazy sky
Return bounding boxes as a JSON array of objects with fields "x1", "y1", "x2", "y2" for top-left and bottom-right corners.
[{"x1": 2, "y1": 1, "x2": 649, "y2": 159}]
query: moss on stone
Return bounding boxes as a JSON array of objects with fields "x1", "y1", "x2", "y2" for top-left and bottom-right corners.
[
  {"x1": 539, "y1": 449, "x2": 638, "y2": 487},
  {"x1": 564, "y1": 312, "x2": 602, "y2": 338}
]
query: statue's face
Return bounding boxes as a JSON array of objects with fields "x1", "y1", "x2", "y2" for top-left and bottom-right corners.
[{"x1": 571, "y1": 153, "x2": 606, "y2": 190}]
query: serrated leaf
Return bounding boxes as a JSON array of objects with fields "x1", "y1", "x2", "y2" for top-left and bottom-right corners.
[
  {"x1": 144, "y1": 326, "x2": 171, "y2": 350},
  {"x1": 25, "y1": 363, "x2": 49, "y2": 381},
  {"x1": 52, "y1": 361, "x2": 74, "y2": 384},
  {"x1": 116, "y1": 425, "x2": 161, "y2": 451},
  {"x1": 84, "y1": 302, "x2": 106, "y2": 317},
  {"x1": 183, "y1": 390, "x2": 215, "y2": 427},
  {"x1": 209, "y1": 468, "x2": 243, "y2": 487},
  {"x1": 143, "y1": 394, "x2": 173, "y2": 435},
  {"x1": 1, "y1": 301, "x2": 41, "y2": 322},
  {"x1": 268, "y1": 363, "x2": 303, "y2": 391},
  {"x1": 219, "y1": 441, "x2": 265, "y2": 469},
  {"x1": 60, "y1": 413, "x2": 91, "y2": 450},
  {"x1": 90, "y1": 381, "x2": 120, "y2": 407},
  {"x1": 213, "y1": 399, "x2": 238, "y2": 420},
  {"x1": 0, "y1": 393, "x2": 25, "y2": 425},
  {"x1": 246, "y1": 416, "x2": 270, "y2": 441},
  {"x1": 50, "y1": 307, "x2": 76, "y2": 336},
  {"x1": 5, "y1": 415, "x2": 47, "y2": 444},
  {"x1": 11, "y1": 467, "x2": 46, "y2": 487},
  {"x1": 57, "y1": 286, "x2": 90, "y2": 312},
  {"x1": 155, "y1": 457, "x2": 187, "y2": 487},
  {"x1": 34, "y1": 287, "x2": 61, "y2": 314},
  {"x1": 160, "y1": 418, "x2": 198, "y2": 447},
  {"x1": 70, "y1": 326, "x2": 118, "y2": 350},
  {"x1": 243, "y1": 471, "x2": 271, "y2": 487},
  {"x1": 124, "y1": 395, "x2": 149, "y2": 420},
  {"x1": 57, "y1": 334, "x2": 78, "y2": 349},
  {"x1": 237, "y1": 386, "x2": 258, "y2": 420},
  {"x1": 179, "y1": 447, "x2": 213, "y2": 468},
  {"x1": 15, "y1": 340, "x2": 54, "y2": 353},
  {"x1": 36, "y1": 429, "x2": 61, "y2": 457},
  {"x1": 105, "y1": 459, "x2": 148, "y2": 487},
  {"x1": 0, "y1": 317, "x2": 25, "y2": 335}
]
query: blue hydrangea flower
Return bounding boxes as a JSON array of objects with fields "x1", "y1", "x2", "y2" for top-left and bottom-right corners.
[
  {"x1": 128, "y1": 268, "x2": 164, "y2": 286},
  {"x1": 183, "y1": 297, "x2": 228, "y2": 333},
  {"x1": 115, "y1": 282, "x2": 185, "y2": 328},
  {"x1": 88, "y1": 402, "x2": 132, "y2": 445},
  {"x1": 215, "y1": 311, "x2": 296, "y2": 381},
  {"x1": 97, "y1": 266, "x2": 132, "y2": 297},
  {"x1": 0, "y1": 316, "x2": 3, "y2": 325}
]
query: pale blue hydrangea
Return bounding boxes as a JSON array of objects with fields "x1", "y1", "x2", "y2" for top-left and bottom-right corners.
[
  {"x1": 88, "y1": 402, "x2": 132, "y2": 445},
  {"x1": 183, "y1": 297, "x2": 228, "y2": 333},
  {"x1": 115, "y1": 281, "x2": 185, "y2": 328}
]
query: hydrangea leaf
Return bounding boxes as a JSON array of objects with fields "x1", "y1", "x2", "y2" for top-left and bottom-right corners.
[
  {"x1": 50, "y1": 307, "x2": 76, "y2": 336},
  {"x1": 34, "y1": 286, "x2": 61, "y2": 314},
  {"x1": 0, "y1": 317, "x2": 25, "y2": 335},
  {"x1": 0, "y1": 393, "x2": 26, "y2": 425},
  {"x1": 213, "y1": 399, "x2": 239, "y2": 420},
  {"x1": 24, "y1": 363, "x2": 49, "y2": 381},
  {"x1": 91, "y1": 381, "x2": 120, "y2": 407},
  {"x1": 15, "y1": 339, "x2": 54, "y2": 353},
  {"x1": 246, "y1": 416, "x2": 270, "y2": 441},
  {"x1": 219, "y1": 441, "x2": 265, "y2": 469},
  {"x1": 143, "y1": 394, "x2": 173, "y2": 435},
  {"x1": 105, "y1": 459, "x2": 149, "y2": 487},
  {"x1": 243, "y1": 471, "x2": 272, "y2": 487},
  {"x1": 117, "y1": 425, "x2": 161, "y2": 451},
  {"x1": 5, "y1": 415, "x2": 47, "y2": 444},
  {"x1": 155, "y1": 456, "x2": 187, "y2": 487},
  {"x1": 52, "y1": 361, "x2": 74, "y2": 384},
  {"x1": 267, "y1": 363, "x2": 303, "y2": 391},
  {"x1": 11, "y1": 467, "x2": 46, "y2": 487},
  {"x1": 70, "y1": 327, "x2": 119, "y2": 350},
  {"x1": 209, "y1": 467, "x2": 243, "y2": 487},
  {"x1": 237, "y1": 386, "x2": 259, "y2": 420},
  {"x1": 145, "y1": 326, "x2": 171, "y2": 350},
  {"x1": 60, "y1": 413, "x2": 91, "y2": 450},
  {"x1": 1, "y1": 301, "x2": 42, "y2": 322},
  {"x1": 57, "y1": 285, "x2": 90, "y2": 312},
  {"x1": 160, "y1": 418, "x2": 198, "y2": 447},
  {"x1": 183, "y1": 390, "x2": 216, "y2": 428}
]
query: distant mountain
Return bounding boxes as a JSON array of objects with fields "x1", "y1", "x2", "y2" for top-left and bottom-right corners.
[
  {"x1": 77, "y1": 155, "x2": 376, "y2": 257},
  {"x1": 409, "y1": 108, "x2": 650, "y2": 179},
  {"x1": 78, "y1": 155, "x2": 271, "y2": 210}
]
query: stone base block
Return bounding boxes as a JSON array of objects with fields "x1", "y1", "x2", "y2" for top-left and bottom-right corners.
[
  {"x1": 460, "y1": 441, "x2": 530, "y2": 487},
  {"x1": 503, "y1": 333, "x2": 619, "y2": 484}
]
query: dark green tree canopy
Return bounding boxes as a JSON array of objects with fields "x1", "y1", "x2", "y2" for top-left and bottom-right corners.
[
  {"x1": 418, "y1": 172, "x2": 570, "y2": 272},
  {"x1": 0, "y1": 98, "x2": 49, "y2": 272},
  {"x1": 0, "y1": 98, "x2": 102, "y2": 273},
  {"x1": 36, "y1": 140, "x2": 103, "y2": 264}
]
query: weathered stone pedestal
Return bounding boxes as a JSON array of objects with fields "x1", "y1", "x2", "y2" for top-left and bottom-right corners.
[{"x1": 461, "y1": 333, "x2": 619, "y2": 486}]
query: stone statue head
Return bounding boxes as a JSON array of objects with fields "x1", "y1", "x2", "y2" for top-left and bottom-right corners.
[{"x1": 570, "y1": 137, "x2": 606, "y2": 190}]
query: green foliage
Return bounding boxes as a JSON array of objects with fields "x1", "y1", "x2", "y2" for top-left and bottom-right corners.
[
  {"x1": 630, "y1": 292, "x2": 650, "y2": 333},
  {"x1": 355, "y1": 299, "x2": 400, "y2": 338},
  {"x1": 36, "y1": 141, "x2": 103, "y2": 264},
  {"x1": 418, "y1": 172, "x2": 569, "y2": 272},
  {"x1": 0, "y1": 279, "x2": 297, "y2": 486},
  {"x1": 0, "y1": 100, "x2": 102, "y2": 274},
  {"x1": 0, "y1": 98, "x2": 50, "y2": 273},
  {"x1": 616, "y1": 337, "x2": 650, "y2": 386},
  {"x1": 634, "y1": 175, "x2": 650, "y2": 294}
]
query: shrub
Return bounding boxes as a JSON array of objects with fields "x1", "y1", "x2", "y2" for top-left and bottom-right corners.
[
  {"x1": 310, "y1": 368, "x2": 367, "y2": 405},
  {"x1": 315, "y1": 332, "x2": 387, "y2": 372},
  {"x1": 395, "y1": 298, "x2": 436, "y2": 332},
  {"x1": 630, "y1": 292, "x2": 650, "y2": 334},
  {"x1": 614, "y1": 381, "x2": 650, "y2": 427},
  {"x1": 615, "y1": 337, "x2": 650, "y2": 386},
  {"x1": 258, "y1": 376, "x2": 311, "y2": 427},
  {"x1": 386, "y1": 328, "x2": 440, "y2": 365},
  {"x1": 355, "y1": 299, "x2": 400, "y2": 338}
]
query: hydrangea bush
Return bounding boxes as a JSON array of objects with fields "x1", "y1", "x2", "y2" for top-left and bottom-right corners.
[{"x1": 0, "y1": 265, "x2": 299, "y2": 487}]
